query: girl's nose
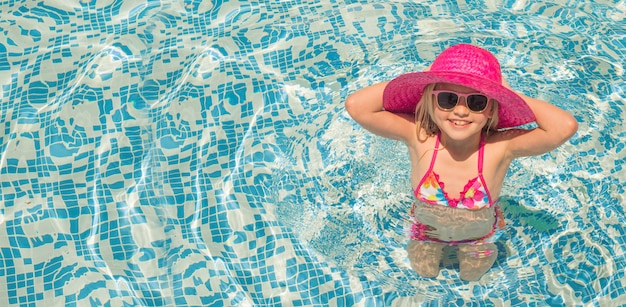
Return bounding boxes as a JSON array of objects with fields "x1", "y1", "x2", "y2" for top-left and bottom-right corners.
[{"x1": 452, "y1": 98, "x2": 470, "y2": 115}]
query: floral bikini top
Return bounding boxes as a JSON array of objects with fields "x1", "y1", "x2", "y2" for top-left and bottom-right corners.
[{"x1": 414, "y1": 134, "x2": 495, "y2": 210}]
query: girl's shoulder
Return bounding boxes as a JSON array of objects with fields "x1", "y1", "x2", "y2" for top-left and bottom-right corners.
[
  {"x1": 485, "y1": 128, "x2": 529, "y2": 143},
  {"x1": 405, "y1": 128, "x2": 439, "y2": 158},
  {"x1": 484, "y1": 128, "x2": 534, "y2": 159},
  {"x1": 406, "y1": 126, "x2": 437, "y2": 146}
]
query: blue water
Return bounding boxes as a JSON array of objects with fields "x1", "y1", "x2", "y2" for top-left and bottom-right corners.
[{"x1": 0, "y1": 0, "x2": 625, "y2": 306}]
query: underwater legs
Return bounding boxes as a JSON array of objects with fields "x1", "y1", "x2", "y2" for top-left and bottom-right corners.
[{"x1": 407, "y1": 240, "x2": 445, "y2": 278}]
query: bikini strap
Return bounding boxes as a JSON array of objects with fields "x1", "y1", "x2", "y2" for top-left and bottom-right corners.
[
  {"x1": 478, "y1": 134, "x2": 496, "y2": 206},
  {"x1": 428, "y1": 133, "x2": 441, "y2": 172},
  {"x1": 413, "y1": 133, "x2": 441, "y2": 197},
  {"x1": 478, "y1": 134, "x2": 485, "y2": 174}
]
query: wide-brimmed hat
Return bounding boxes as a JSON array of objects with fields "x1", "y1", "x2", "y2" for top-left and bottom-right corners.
[{"x1": 382, "y1": 44, "x2": 536, "y2": 129}]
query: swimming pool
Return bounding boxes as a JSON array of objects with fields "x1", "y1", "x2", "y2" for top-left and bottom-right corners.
[{"x1": 0, "y1": 0, "x2": 624, "y2": 306}]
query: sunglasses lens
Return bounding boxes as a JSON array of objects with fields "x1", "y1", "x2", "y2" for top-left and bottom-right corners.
[
  {"x1": 467, "y1": 95, "x2": 488, "y2": 112},
  {"x1": 437, "y1": 92, "x2": 458, "y2": 109}
]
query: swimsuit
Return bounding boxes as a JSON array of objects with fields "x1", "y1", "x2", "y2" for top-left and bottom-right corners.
[{"x1": 409, "y1": 133, "x2": 505, "y2": 245}]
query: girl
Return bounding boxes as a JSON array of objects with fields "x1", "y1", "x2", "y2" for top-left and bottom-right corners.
[{"x1": 345, "y1": 44, "x2": 578, "y2": 281}]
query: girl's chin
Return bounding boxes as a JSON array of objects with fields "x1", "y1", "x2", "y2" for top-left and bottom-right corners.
[{"x1": 441, "y1": 123, "x2": 484, "y2": 139}]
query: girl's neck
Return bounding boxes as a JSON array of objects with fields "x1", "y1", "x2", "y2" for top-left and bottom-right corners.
[{"x1": 438, "y1": 132, "x2": 482, "y2": 161}]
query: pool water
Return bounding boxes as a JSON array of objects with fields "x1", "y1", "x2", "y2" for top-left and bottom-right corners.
[{"x1": 0, "y1": 0, "x2": 624, "y2": 306}]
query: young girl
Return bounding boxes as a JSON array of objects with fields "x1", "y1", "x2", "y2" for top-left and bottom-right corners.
[{"x1": 345, "y1": 44, "x2": 578, "y2": 281}]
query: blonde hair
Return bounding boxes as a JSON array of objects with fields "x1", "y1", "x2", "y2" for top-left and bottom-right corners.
[{"x1": 415, "y1": 84, "x2": 500, "y2": 142}]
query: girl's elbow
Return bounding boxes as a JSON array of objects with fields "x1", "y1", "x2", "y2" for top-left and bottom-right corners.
[
  {"x1": 344, "y1": 95, "x2": 357, "y2": 116},
  {"x1": 563, "y1": 115, "x2": 578, "y2": 139},
  {"x1": 345, "y1": 94, "x2": 366, "y2": 119},
  {"x1": 343, "y1": 95, "x2": 356, "y2": 112},
  {"x1": 543, "y1": 114, "x2": 577, "y2": 148}
]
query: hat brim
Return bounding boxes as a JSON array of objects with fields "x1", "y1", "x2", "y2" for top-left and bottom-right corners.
[{"x1": 382, "y1": 71, "x2": 536, "y2": 129}]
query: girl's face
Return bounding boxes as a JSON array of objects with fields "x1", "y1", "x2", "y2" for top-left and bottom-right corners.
[{"x1": 431, "y1": 83, "x2": 494, "y2": 141}]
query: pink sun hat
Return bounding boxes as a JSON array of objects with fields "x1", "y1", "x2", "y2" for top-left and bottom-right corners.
[{"x1": 382, "y1": 44, "x2": 536, "y2": 129}]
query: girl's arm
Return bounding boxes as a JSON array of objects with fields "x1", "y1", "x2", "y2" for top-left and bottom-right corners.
[
  {"x1": 344, "y1": 82, "x2": 415, "y2": 141},
  {"x1": 504, "y1": 90, "x2": 578, "y2": 158}
]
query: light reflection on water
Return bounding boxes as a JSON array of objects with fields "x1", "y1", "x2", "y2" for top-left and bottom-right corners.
[{"x1": 0, "y1": 0, "x2": 623, "y2": 306}]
